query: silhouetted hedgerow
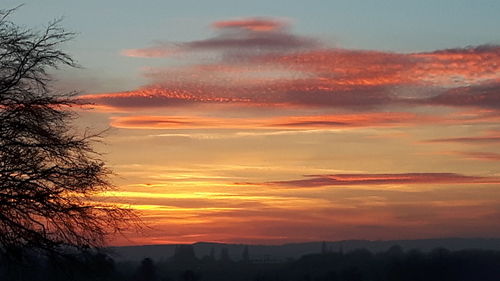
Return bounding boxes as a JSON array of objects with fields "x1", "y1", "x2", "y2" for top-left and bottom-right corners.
[{"x1": 2, "y1": 246, "x2": 500, "y2": 281}]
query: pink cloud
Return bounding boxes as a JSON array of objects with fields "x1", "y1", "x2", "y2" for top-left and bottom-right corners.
[
  {"x1": 120, "y1": 47, "x2": 177, "y2": 58},
  {"x1": 107, "y1": 44, "x2": 500, "y2": 111}
]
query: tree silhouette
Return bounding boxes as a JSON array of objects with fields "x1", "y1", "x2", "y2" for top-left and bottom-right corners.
[
  {"x1": 172, "y1": 244, "x2": 198, "y2": 266},
  {"x1": 321, "y1": 241, "x2": 327, "y2": 254},
  {"x1": 135, "y1": 258, "x2": 157, "y2": 281},
  {"x1": 0, "y1": 7, "x2": 133, "y2": 257},
  {"x1": 219, "y1": 247, "x2": 232, "y2": 263},
  {"x1": 242, "y1": 245, "x2": 249, "y2": 263}
]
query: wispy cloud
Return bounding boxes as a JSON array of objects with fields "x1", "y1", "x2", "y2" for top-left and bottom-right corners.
[
  {"x1": 120, "y1": 17, "x2": 316, "y2": 58},
  {"x1": 249, "y1": 173, "x2": 500, "y2": 188},
  {"x1": 110, "y1": 112, "x2": 435, "y2": 130},
  {"x1": 446, "y1": 151, "x2": 500, "y2": 161},
  {"x1": 212, "y1": 17, "x2": 288, "y2": 31},
  {"x1": 426, "y1": 131, "x2": 500, "y2": 144},
  {"x1": 120, "y1": 47, "x2": 177, "y2": 58}
]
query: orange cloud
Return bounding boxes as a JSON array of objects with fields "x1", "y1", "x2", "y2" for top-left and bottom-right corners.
[
  {"x1": 446, "y1": 151, "x2": 500, "y2": 161},
  {"x1": 80, "y1": 81, "x2": 397, "y2": 109},
  {"x1": 252, "y1": 173, "x2": 500, "y2": 188},
  {"x1": 110, "y1": 112, "x2": 434, "y2": 129},
  {"x1": 425, "y1": 131, "x2": 500, "y2": 144},
  {"x1": 212, "y1": 17, "x2": 288, "y2": 32},
  {"x1": 80, "y1": 86, "x2": 253, "y2": 109},
  {"x1": 412, "y1": 46, "x2": 500, "y2": 85}
]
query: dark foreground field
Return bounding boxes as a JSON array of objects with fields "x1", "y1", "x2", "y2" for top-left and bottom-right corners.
[{"x1": 2, "y1": 240, "x2": 500, "y2": 281}]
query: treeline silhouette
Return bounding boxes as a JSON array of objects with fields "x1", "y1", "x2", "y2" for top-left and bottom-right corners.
[{"x1": 2, "y1": 244, "x2": 500, "y2": 281}]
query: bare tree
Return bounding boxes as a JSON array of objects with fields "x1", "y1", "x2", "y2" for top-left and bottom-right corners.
[{"x1": 0, "y1": 7, "x2": 133, "y2": 256}]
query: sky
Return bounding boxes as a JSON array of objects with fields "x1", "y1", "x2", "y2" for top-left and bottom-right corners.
[{"x1": 6, "y1": 0, "x2": 500, "y2": 245}]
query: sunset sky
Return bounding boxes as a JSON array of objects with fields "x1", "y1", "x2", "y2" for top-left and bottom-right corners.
[{"x1": 8, "y1": 0, "x2": 500, "y2": 245}]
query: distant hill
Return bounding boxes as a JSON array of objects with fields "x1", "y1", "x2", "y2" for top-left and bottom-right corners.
[{"x1": 109, "y1": 238, "x2": 500, "y2": 262}]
